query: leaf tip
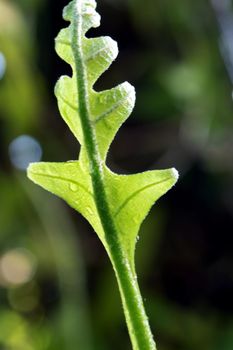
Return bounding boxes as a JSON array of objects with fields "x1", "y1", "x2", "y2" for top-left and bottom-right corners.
[
  {"x1": 171, "y1": 167, "x2": 179, "y2": 182},
  {"x1": 128, "y1": 82, "x2": 136, "y2": 105},
  {"x1": 27, "y1": 162, "x2": 37, "y2": 182},
  {"x1": 122, "y1": 81, "x2": 136, "y2": 108},
  {"x1": 63, "y1": 0, "x2": 74, "y2": 21},
  {"x1": 109, "y1": 37, "x2": 119, "y2": 61},
  {"x1": 27, "y1": 162, "x2": 47, "y2": 185}
]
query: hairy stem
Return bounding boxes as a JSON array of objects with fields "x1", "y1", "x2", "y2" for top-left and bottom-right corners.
[{"x1": 71, "y1": 4, "x2": 156, "y2": 350}]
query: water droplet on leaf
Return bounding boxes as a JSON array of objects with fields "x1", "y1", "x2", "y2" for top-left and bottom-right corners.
[{"x1": 69, "y1": 183, "x2": 78, "y2": 192}]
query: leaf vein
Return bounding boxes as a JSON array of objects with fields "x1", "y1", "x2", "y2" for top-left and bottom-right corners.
[
  {"x1": 30, "y1": 172, "x2": 93, "y2": 197},
  {"x1": 56, "y1": 39, "x2": 71, "y2": 46},
  {"x1": 114, "y1": 177, "x2": 172, "y2": 218},
  {"x1": 94, "y1": 95, "x2": 128, "y2": 124},
  {"x1": 57, "y1": 93, "x2": 78, "y2": 112},
  {"x1": 85, "y1": 45, "x2": 109, "y2": 62}
]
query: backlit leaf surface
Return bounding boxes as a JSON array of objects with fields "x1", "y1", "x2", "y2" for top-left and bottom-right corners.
[{"x1": 28, "y1": 0, "x2": 178, "y2": 269}]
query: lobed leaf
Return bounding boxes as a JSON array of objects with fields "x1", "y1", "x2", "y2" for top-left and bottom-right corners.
[{"x1": 27, "y1": 0, "x2": 178, "y2": 268}]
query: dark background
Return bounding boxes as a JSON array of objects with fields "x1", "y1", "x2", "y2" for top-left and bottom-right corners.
[{"x1": 0, "y1": 0, "x2": 233, "y2": 349}]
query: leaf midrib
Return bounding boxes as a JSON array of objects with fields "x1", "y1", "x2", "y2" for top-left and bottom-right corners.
[
  {"x1": 70, "y1": 4, "x2": 157, "y2": 348},
  {"x1": 71, "y1": 2, "x2": 121, "y2": 245}
]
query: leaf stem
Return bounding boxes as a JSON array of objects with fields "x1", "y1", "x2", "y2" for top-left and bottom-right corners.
[{"x1": 71, "y1": 3, "x2": 156, "y2": 349}]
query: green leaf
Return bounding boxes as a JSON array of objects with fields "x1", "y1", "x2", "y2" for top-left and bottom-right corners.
[
  {"x1": 28, "y1": 161, "x2": 177, "y2": 264},
  {"x1": 27, "y1": 0, "x2": 178, "y2": 261},
  {"x1": 27, "y1": 1, "x2": 178, "y2": 348}
]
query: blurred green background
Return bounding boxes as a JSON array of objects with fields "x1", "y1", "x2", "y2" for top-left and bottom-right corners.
[{"x1": 1, "y1": 0, "x2": 233, "y2": 349}]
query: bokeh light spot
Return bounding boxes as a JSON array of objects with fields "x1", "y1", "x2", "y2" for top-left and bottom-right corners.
[
  {"x1": 0, "y1": 52, "x2": 6, "y2": 79},
  {"x1": 0, "y1": 248, "x2": 37, "y2": 286},
  {"x1": 8, "y1": 282, "x2": 40, "y2": 313},
  {"x1": 9, "y1": 135, "x2": 42, "y2": 171}
]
